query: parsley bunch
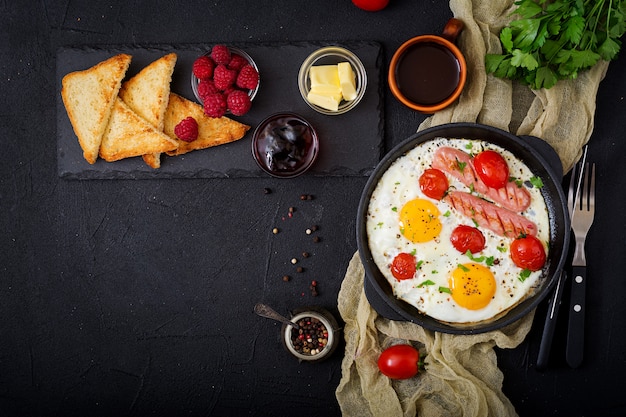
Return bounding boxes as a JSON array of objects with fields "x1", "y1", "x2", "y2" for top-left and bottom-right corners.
[{"x1": 485, "y1": 0, "x2": 626, "y2": 89}]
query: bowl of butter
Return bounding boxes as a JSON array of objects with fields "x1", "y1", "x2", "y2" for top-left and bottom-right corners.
[{"x1": 298, "y1": 46, "x2": 367, "y2": 115}]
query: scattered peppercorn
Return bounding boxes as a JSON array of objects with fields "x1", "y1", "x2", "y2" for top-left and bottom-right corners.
[
  {"x1": 296, "y1": 266, "x2": 304, "y2": 273},
  {"x1": 311, "y1": 225, "x2": 319, "y2": 232},
  {"x1": 291, "y1": 258, "x2": 298, "y2": 264},
  {"x1": 302, "y1": 251, "x2": 310, "y2": 258},
  {"x1": 305, "y1": 228, "x2": 312, "y2": 235},
  {"x1": 282, "y1": 275, "x2": 291, "y2": 282},
  {"x1": 288, "y1": 207, "x2": 295, "y2": 213},
  {"x1": 313, "y1": 236, "x2": 321, "y2": 243},
  {"x1": 272, "y1": 228, "x2": 279, "y2": 234},
  {"x1": 263, "y1": 187, "x2": 272, "y2": 194},
  {"x1": 299, "y1": 194, "x2": 314, "y2": 201}
]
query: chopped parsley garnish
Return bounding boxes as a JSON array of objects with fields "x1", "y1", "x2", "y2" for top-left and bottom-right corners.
[
  {"x1": 518, "y1": 269, "x2": 532, "y2": 282},
  {"x1": 417, "y1": 279, "x2": 435, "y2": 288},
  {"x1": 439, "y1": 287, "x2": 452, "y2": 294}
]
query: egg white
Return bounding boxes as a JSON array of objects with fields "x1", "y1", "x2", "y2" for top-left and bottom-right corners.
[{"x1": 366, "y1": 137, "x2": 550, "y2": 323}]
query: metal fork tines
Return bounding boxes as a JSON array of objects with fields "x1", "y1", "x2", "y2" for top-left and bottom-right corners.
[
  {"x1": 566, "y1": 160, "x2": 596, "y2": 368},
  {"x1": 571, "y1": 162, "x2": 596, "y2": 266}
]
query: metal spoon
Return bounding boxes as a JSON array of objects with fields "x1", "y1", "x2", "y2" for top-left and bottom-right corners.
[{"x1": 254, "y1": 303, "x2": 300, "y2": 329}]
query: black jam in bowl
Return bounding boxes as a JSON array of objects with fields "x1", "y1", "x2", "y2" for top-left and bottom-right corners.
[{"x1": 252, "y1": 113, "x2": 319, "y2": 178}]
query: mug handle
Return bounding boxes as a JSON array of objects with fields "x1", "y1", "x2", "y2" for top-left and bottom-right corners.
[{"x1": 441, "y1": 18, "x2": 464, "y2": 43}]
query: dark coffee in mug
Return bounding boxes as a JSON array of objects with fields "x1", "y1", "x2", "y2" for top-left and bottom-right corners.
[{"x1": 394, "y1": 42, "x2": 461, "y2": 106}]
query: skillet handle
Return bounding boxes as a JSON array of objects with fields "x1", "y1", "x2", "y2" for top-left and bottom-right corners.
[{"x1": 566, "y1": 265, "x2": 586, "y2": 368}]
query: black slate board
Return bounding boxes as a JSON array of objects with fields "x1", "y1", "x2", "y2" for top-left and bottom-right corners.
[{"x1": 56, "y1": 41, "x2": 384, "y2": 179}]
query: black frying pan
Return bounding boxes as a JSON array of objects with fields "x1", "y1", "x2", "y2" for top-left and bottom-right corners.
[{"x1": 356, "y1": 123, "x2": 570, "y2": 334}]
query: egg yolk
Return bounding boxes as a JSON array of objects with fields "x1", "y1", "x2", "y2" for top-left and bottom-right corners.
[
  {"x1": 399, "y1": 198, "x2": 442, "y2": 243},
  {"x1": 449, "y1": 263, "x2": 496, "y2": 310}
]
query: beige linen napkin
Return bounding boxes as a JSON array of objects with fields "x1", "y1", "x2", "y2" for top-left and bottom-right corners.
[{"x1": 335, "y1": 1, "x2": 609, "y2": 416}]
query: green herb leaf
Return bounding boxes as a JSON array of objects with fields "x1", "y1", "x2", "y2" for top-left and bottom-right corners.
[
  {"x1": 485, "y1": 0, "x2": 626, "y2": 88},
  {"x1": 438, "y1": 286, "x2": 452, "y2": 294},
  {"x1": 417, "y1": 279, "x2": 435, "y2": 288}
]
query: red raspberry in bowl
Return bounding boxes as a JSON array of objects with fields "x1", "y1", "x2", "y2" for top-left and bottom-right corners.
[
  {"x1": 227, "y1": 89, "x2": 252, "y2": 116},
  {"x1": 211, "y1": 44, "x2": 231, "y2": 65},
  {"x1": 174, "y1": 117, "x2": 199, "y2": 142},
  {"x1": 213, "y1": 65, "x2": 237, "y2": 90},
  {"x1": 192, "y1": 56, "x2": 215, "y2": 80},
  {"x1": 203, "y1": 92, "x2": 227, "y2": 118},
  {"x1": 197, "y1": 79, "x2": 219, "y2": 101},
  {"x1": 228, "y1": 54, "x2": 248, "y2": 72},
  {"x1": 236, "y1": 64, "x2": 259, "y2": 90}
]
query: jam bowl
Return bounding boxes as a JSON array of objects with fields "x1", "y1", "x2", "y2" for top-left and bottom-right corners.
[
  {"x1": 298, "y1": 46, "x2": 367, "y2": 115},
  {"x1": 281, "y1": 307, "x2": 340, "y2": 362},
  {"x1": 190, "y1": 45, "x2": 260, "y2": 106},
  {"x1": 251, "y1": 112, "x2": 319, "y2": 178}
]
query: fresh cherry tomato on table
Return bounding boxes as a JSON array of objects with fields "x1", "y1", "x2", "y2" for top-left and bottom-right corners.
[
  {"x1": 351, "y1": 0, "x2": 390, "y2": 12},
  {"x1": 391, "y1": 252, "x2": 417, "y2": 281},
  {"x1": 419, "y1": 168, "x2": 449, "y2": 200},
  {"x1": 377, "y1": 344, "x2": 421, "y2": 380},
  {"x1": 473, "y1": 150, "x2": 509, "y2": 189},
  {"x1": 510, "y1": 234, "x2": 546, "y2": 271},
  {"x1": 450, "y1": 225, "x2": 486, "y2": 254}
]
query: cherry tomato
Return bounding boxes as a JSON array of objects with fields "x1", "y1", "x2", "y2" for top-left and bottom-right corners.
[
  {"x1": 377, "y1": 344, "x2": 420, "y2": 380},
  {"x1": 391, "y1": 252, "x2": 417, "y2": 281},
  {"x1": 450, "y1": 225, "x2": 485, "y2": 254},
  {"x1": 351, "y1": 0, "x2": 390, "y2": 12},
  {"x1": 510, "y1": 235, "x2": 546, "y2": 271},
  {"x1": 419, "y1": 168, "x2": 449, "y2": 200},
  {"x1": 473, "y1": 150, "x2": 509, "y2": 189}
]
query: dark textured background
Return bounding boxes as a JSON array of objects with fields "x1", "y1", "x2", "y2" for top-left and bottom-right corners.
[{"x1": 1, "y1": 1, "x2": 625, "y2": 416}]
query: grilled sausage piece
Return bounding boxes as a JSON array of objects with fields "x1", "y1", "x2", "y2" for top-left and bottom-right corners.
[
  {"x1": 432, "y1": 147, "x2": 531, "y2": 213},
  {"x1": 444, "y1": 191, "x2": 537, "y2": 238}
]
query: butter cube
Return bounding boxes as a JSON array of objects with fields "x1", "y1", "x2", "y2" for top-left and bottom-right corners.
[
  {"x1": 309, "y1": 65, "x2": 341, "y2": 91},
  {"x1": 338, "y1": 62, "x2": 357, "y2": 101},
  {"x1": 307, "y1": 91, "x2": 341, "y2": 112}
]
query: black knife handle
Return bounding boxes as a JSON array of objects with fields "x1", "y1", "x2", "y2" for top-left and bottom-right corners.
[
  {"x1": 536, "y1": 271, "x2": 567, "y2": 371},
  {"x1": 566, "y1": 265, "x2": 586, "y2": 368}
]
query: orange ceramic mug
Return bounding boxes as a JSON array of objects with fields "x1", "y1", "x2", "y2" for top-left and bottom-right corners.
[{"x1": 388, "y1": 18, "x2": 466, "y2": 113}]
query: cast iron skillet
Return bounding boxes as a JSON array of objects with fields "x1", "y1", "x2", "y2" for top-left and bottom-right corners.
[{"x1": 356, "y1": 123, "x2": 570, "y2": 334}]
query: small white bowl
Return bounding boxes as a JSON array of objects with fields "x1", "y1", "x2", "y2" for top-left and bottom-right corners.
[{"x1": 298, "y1": 46, "x2": 367, "y2": 115}]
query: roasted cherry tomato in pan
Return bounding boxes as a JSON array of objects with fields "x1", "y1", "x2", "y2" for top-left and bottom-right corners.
[
  {"x1": 510, "y1": 234, "x2": 546, "y2": 271},
  {"x1": 419, "y1": 168, "x2": 449, "y2": 200},
  {"x1": 391, "y1": 252, "x2": 417, "y2": 281},
  {"x1": 351, "y1": 0, "x2": 390, "y2": 12},
  {"x1": 473, "y1": 150, "x2": 509, "y2": 189},
  {"x1": 377, "y1": 344, "x2": 421, "y2": 380},
  {"x1": 450, "y1": 225, "x2": 486, "y2": 254}
]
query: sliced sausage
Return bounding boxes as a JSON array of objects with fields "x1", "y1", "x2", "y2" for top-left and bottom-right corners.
[
  {"x1": 432, "y1": 147, "x2": 531, "y2": 212},
  {"x1": 444, "y1": 191, "x2": 537, "y2": 238}
]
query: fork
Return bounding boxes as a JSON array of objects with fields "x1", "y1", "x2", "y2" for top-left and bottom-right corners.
[{"x1": 566, "y1": 160, "x2": 596, "y2": 368}]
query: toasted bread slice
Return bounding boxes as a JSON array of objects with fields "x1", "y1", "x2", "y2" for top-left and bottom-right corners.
[
  {"x1": 164, "y1": 93, "x2": 250, "y2": 156},
  {"x1": 99, "y1": 98, "x2": 179, "y2": 162},
  {"x1": 119, "y1": 53, "x2": 177, "y2": 169},
  {"x1": 61, "y1": 54, "x2": 132, "y2": 164}
]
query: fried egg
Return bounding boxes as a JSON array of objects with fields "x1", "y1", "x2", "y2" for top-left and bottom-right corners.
[{"x1": 366, "y1": 137, "x2": 550, "y2": 324}]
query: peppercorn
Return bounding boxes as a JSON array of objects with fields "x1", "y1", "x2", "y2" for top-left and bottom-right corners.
[
  {"x1": 290, "y1": 317, "x2": 328, "y2": 355},
  {"x1": 313, "y1": 236, "x2": 321, "y2": 243},
  {"x1": 302, "y1": 252, "x2": 310, "y2": 258},
  {"x1": 272, "y1": 227, "x2": 279, "y2": 234},
  {"x1": 263, "y1": 187, "x2": 272, "y2": 194},
  {"x1": 296, "y1": 266, "x2": 304, "y2": 273},
  {"x1": 282, "y1": 275, "x2": 291, "y2": 282}
]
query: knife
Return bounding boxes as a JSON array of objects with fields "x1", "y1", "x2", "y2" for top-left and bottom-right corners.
[{"x1": 536, "y1": 270, "x2": 567, "y2": 370}]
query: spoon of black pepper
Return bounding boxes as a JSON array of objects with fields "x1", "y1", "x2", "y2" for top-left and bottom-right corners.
[{"x1": 254, "y1": 303, "x2": 300, "y2": 330}]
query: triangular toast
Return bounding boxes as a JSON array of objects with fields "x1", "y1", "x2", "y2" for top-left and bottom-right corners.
[
  {"x1": 118, "y1": 53, "x2": 177, "y2": 169},
  {"x1": 61, "y1": 54, "x2": 132, "y2": 164},
  {"x1": 99, "y1": 98, "x2": 179, "y2": 162},
  {"x1": 164, "y1": 93, "x2": 250, "y2": 156}
]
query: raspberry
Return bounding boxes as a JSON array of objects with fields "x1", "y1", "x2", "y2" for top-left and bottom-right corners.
[
  {"x1": 192, "y1": 56, "x2": 215, "y2": 80},
  {"x1": 227, "y1": 89, "x2": 252, "y2": 116},
  {"x1": 211, "y1": 44, "x2": 231, "y2": 65},
  {"x1": 197, "y1": 79, "x2": 219, "y2": 101},
  {"x1": 203, "y1": 92, "x2": 227, "y2": 118},
  {"x1": 228, "y1": 54, "x2": 248, "y2": 72},
  {"x1": 236, "y1": 64, "x2": 259, "y2": 90},
  {"x1": 174, "y1": 117, "x2": 199, "y2": 142},
  {"x1": 213, "y1": 65, "x2": 237, "y2": 90}
]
